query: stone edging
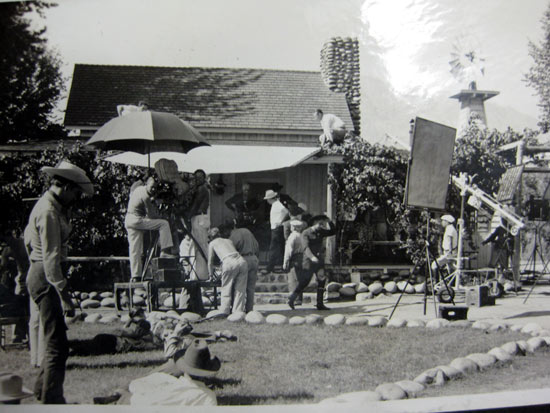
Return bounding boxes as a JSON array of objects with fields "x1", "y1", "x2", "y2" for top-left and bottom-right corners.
[{"x1": 74, "y1": 308, "x2": 550, "y2": 404}]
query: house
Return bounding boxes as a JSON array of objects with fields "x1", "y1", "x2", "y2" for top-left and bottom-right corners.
[{"x1": 64, "y1": 64, "x2": 351, "y2": 261}]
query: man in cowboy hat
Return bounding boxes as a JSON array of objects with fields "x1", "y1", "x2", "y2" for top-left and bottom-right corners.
[
  {"x1": 24, "y1": 159, "x2": 93, "y2": 404},
  {"x1": 302, "y1": 215, "x2": 336, "y2": 310},
  {"x1": 264, "y1": 189, "x2": 289, "y2": 273},
  {"x1": 207, "y1": 227, "x2": 248, "y2": 315},
  {"x1": 283, "y1": 220, "x2": 319, "y2": 310},
  {"x1": 431, "y1": 214, "x2": 458, "y2": 280},
  {"x1": 0, "y1": 373, "x2": 33, "y2": 404}
]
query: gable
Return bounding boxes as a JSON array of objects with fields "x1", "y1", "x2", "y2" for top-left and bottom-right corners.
[{"x1": 64, "y1": 64, "x2": 353, "y2": 133}]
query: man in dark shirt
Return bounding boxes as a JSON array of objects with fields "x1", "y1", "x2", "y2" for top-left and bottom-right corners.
[
  {"x1": 186, "y1": 170, "x2": 210, "y2": 280},
  {"x1": 302, "y1": 215, "x2": 336, "y2": 310},
  {"x1": 225, "y1": 182, "x2": 261, "y2": 228}
]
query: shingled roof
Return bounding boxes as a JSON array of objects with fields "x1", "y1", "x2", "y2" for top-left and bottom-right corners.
[{"x1": 64, "y1": 64, "x2": 353, "y2": 132}]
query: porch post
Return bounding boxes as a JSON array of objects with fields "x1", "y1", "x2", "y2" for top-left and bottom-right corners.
[{"x1": 326, "y1": 163, "x2": 335, "y2": 265}]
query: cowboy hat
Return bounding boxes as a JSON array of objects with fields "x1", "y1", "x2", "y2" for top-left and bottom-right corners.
[
  {"x1": 263, "y1": 190, "x2": 278, "y2": 200},
  {"x1": 270, "y1": 183, "x2": 284, "y2": 192},
  {"x1": 440, "y1": 214, "x2": 455, "y2": 223},
  {"x1": 0, "y1": 373, "x2": 33, "y2": 402},
  {"x1": 175, "y1": 339, "x2": 221, "y2": 377},
  {"x1": 41, "y1": 160, "x2": 94, "y2": 196}
]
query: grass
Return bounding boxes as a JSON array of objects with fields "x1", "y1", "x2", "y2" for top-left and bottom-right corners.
[{"x1": 3, "y1": 317, "x2": 549, "y2": 405}]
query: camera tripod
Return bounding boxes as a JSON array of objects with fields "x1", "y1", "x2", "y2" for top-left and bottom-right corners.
[{"x1": 523, "y1": 221, "x2": 549, "y2": 304}]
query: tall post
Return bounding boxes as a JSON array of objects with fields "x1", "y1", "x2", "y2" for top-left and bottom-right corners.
[{"x1": 326, "y1": 163, "x2": 335, "y2": 265}]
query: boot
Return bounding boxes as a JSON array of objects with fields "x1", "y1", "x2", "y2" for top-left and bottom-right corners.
[
  {"x1": 316, "y1": 288, "x2": 330, "y2": 310},
  {"x1": 287, "y1": 293, "x2": 296, "y2": 310}
]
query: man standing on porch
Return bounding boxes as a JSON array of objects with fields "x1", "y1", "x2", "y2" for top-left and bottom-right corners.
[{"x1": 263, "y1": 190, "x2": 289, "y2": 274}]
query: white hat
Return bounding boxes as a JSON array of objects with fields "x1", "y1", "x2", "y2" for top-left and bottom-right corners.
[
  {"x1": 0, "y1": 373, "x2": 33, "y2": 402},
  {"x1": 263, "y1": 190, "x2": 278, "y2": 200},
  {"x1": 42, "y1": 160, "x2": 94, "y2": 196},
  {"x1": 290, "y1": 219, "x2": 306, "y2": 229},
  {"x1": 441, "y1": 214, "x2": 455, "y2": 223}
]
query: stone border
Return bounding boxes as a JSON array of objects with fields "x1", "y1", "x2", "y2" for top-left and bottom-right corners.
[{"x1": 73, "y1": 308, "x2": 550, "y2": 404}]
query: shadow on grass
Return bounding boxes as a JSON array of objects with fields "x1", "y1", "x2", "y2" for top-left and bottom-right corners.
[
  {"x1": 217, "y1": 391, "x2": 314, "y2": 405},
  {"x1": 505, "y1": 311, "x2": 550, "y2": 319},
  {"x1": 67, "y1": 358, "x2": 165, "y2": 370},
  {"x1": 202, "y1": 377, "x2": 242, "y2": 389}
]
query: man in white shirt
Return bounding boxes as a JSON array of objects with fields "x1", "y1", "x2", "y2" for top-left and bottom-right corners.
[
  {"x1": 431, "y1": 214, "x2": 458, "y2": 280},
  {"x1": 263, "y1": 190, "x2": 289, "y2": 273},
  {"x1": 314, "y1": 109, "x2": 347, "y2": 146}
]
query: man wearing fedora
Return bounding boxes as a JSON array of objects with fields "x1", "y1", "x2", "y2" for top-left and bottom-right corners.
[
  {"x1": 24, "y1": 160, "x2": 94, "y2": 404},
  {"x1": 264, "y1": 189, "x2": 289, "y2": 274},
  {"x1": 302, "y1": 215, "x2": 336, "y2": 310},
  {"x1": 0, "y1": 373, "x2": 33, "y2": 404},
  {"x1": 431, "y1": 214, "x2": 458, "y2": 281}
]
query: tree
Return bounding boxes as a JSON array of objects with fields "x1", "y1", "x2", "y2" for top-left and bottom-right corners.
[
  {"x1": 525, "y1": 2, "x2": 550, "y2": 133},
  {"x1": 0, "y1": 1, "x2": 65, "y2": 143}
]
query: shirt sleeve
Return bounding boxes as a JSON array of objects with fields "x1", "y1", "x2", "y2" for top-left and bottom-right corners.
[{"x1": 37, "y1": 210, "x2": 67, "y2": 292}]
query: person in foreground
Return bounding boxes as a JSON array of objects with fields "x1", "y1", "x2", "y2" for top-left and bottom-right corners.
[{"x1": 24, "y1": 160, "x2": 94, "y2": 404}]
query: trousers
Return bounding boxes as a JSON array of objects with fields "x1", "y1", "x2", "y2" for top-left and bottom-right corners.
[
  {"x1": 27, "y1": 261, "x2": 69, "y2": 404},
  {"x1": 219, "y1": 255, "x2": 248, "y2": 314},
  {"x1": 242, "y1": 255, "x2": 259, "y2": 312},
  {"x1": 125, "y1": 214, "x2": 174, "y2": 279},
  {"x1": 267, "y1": 226, "x2": 284, "y2": 271}
]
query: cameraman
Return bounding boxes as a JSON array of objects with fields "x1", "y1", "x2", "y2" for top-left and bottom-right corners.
[{"x1": 125, "y1": 176, "x2": 175, "y2": 281}]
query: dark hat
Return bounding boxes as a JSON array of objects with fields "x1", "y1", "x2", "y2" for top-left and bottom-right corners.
[
  {"x1": 288, "y1": 204, "x2": 305, "y2": 217},
  {"x1": 270, "y1": 183, "x2": 284, "y2": 192},
  {"x1": 174, "y1": 339, "x2": 221, "y2": 377},
  {"x1": 309, "y1": 214, "x2": 329, "y2": 225}
]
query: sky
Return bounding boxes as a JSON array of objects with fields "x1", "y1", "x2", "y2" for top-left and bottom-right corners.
[{"x1": 23, "y1": 0, "x2": 550, "y2": 145}]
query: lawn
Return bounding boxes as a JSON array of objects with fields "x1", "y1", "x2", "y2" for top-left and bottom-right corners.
[{"x1": 2, "y1": 317, "x2": 548, "y2": 405}]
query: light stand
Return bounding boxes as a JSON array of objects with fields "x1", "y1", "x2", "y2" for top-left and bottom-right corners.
[{"x1": 523, "y1": 221, "x2": 549, "y2": 304}]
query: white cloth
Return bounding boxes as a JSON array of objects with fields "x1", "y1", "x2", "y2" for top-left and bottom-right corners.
[
  {"x1": 441, "y1": 225, "x2": 458, "y2": 257},
  {"x1": 270, "y1": 200, "x2": 289, "y2": 229},
  {"x1": 129, "y1": 372, "x2": 217, "y2": 406},
  {"x1": 219, "y1": 254, "x2": 248, "y2": 314}
]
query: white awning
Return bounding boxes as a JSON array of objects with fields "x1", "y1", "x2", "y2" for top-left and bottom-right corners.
[{"x1": 103, "y1": 145, "x2": 322, "y2": 174}]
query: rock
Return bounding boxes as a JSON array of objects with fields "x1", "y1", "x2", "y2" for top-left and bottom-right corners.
[
  {"x1": 80, "y1": 292, "x2": 89, "y2": 300},
  {"x1": 533, "y1": 329, "x2": 550, "y2": 337},
  {"x1": 100, "y1": 291, "x2": 113, "y2": 299},
  {"x1": 433, "y1": 370, "x2": 446, "y2": 386},
  {"x1": 120, "y1": 314, "x2": 130, "y2": 323},
  {"x1": 245, "y1": 311, "x2": 265, "y2": 324},
  {"x1": 345, "y1": 316, "x2": 369, "y2": 326},
  {"x1": 88, "y1": 291, "x2": 99, "y2": 299},
  {"x1": 289, "y1": 316, "x2": 306, "y2": 325},
  {"x1": 540, "y1": 336, "x2": 550, "y2": 346},
  {"x1": 266, "y1": 314, "x2": 288, "y2": 325},
  {"x1": 472, "y1": 321, "x2": 491, "y2": 330},
  {"x1": 100, "y1": 314, "x2": 119, "y2": 324},
  {"x1": 166, "y1": 310, "x2": 180, "y2": 319},
  {"x1": 426, "y1": 319, "x2": 450, "y2": 329},
  {"x1": 368, "y1": 316, "x2": 387, "y2": 327},
  {"x1": 404, "y1": 284, "x2": 415, "y2": 294},
  {"x1": 501, "y1": 341, "x2": 522, "y2": 356},
  {"x1": 413, "y1": 372, "x2": 432, "y2": 385},
  {"x1": 100, "y1": 297, "x2": 116, "y2": 308},
  {"x1": 84, "y1": 313, "x2": 102, "y2": 323},
  {"x1": 450, "y1": 357, "x2": 479, "y2": 374},
  {"x1": 450, "y1": 320, "x2": 471, "y2": 328},
  {"x1": 387, "y1": 318, "x2": 406, "y2": 328},
  {"x1": 356, "y1": 292, "x2": 373, "y2": 301},
  {"x1": 339, "y1": 287, "x2": 356, "y2": 297},
  {"x1": 434, "y1": 365, "x2": 462, "y2": 380},
  {"x1": 504, "y1": 282, "x2": 516, "y2": 292},
  {"x1": 355, "y1": 282, "x2": 369, "y2": 293},
  {"x1": 305, "y1": 314, "x2": 322, "y2": 324},
  {"x1": 406, "y1": 319, "x2": 425, "y2": 328},
  {"x1": 466, "y1": 353, "x2": 497, "y2": 370},
  {"x1": 517, "y1": 340, "x2": 529, "y2": 354},
  {"x1": 180, "y1": 312, "x2": 202, "y2": 322},
  {"x1": 521, "y1": 323, "x2": 542, "y2": 335},
  {"x1": 227, "y1": 311, "x2": 246, "y2": 322},
  {"x1": 394, "y1": 380, "x2": 424, "y2": 397},
  {"x1": 368, "y1": 282, "x2": 384, "y2": 295},
  {"x1": 206, "y1": 309, "x2": 227, "y2": 319},
  {"x1": 396, "y1": 281, "x2": 410, "y2": 292},
  {"x1": 384, "y1": 281, "x2": 397, "y2": 294},
  {"x1": 81, "y1": 299, "x2": 101, "y2": 309},
  {"x1": 342, "y1": 282, "x2": 357, "y2": 289},
  {"x1": 488, "y1": 347, "x2": 513, "y2": 362},
  {"x1": 326, "y1": 282, "x2": 342, "y2": 292},
  {"x1": 324, "y1": 314, "x2": 346, "y2": 326},
  {"x1": 158, "y1": 292, "x2": 171, "y2": 302},
  {"x1": 163, "y1": 296, "x2": 178, "y2": 307},
  {"x1": 414, "y1": 283, "x2": 426, "y2": 294},
  {"x1": 509, "y1": 324, "x2": 523, "y2": 332},
  {"x1": 526, "y1": 337, "x2": 547, "y2": 352},
  {"x1": 326, "y1": 291, "x2": 341, "y2": 300},
  {"x1": 375, "y1": 383, "x2": 407, "y2": 400}
]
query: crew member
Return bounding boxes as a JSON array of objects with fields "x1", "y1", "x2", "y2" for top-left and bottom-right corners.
[{"x1": 431, "y1": 214, "x2": 458, "y2": 280}]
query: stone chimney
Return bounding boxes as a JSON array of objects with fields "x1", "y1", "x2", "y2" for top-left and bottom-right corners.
[{"x1": 320, "y1": 37, "x2": 360, "y2": 135}]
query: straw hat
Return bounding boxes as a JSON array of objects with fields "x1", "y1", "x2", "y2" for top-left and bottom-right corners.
[
  {"x1": 441, "y1": 215, "x2": 455, "y2": 224},
  {"x1": 41, "y1": 160, "x2": 94, "y2": 196},
  {"x1": 174, "y1": 339, "x2": 221, "y2": 377},
  {"x1": 263, "y1": 190, "x2": 278, "y2": 200},
  {"x1": 0, "y1": 373, "x2": 33, "y2": 402}
]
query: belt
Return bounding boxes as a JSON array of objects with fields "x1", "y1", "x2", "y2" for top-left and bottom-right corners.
[
  {"x1": 221, "y1": 252, "x2": 240, "y2": 262},
  {"x1": 241, "y1": 253, "x2": 255, "y2": 257}
]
